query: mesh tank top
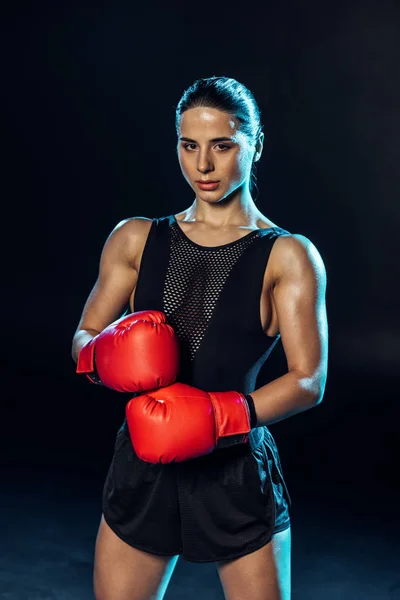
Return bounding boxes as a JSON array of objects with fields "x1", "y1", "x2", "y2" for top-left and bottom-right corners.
[{"x1": 134, "y1": 215, "x2": 290, "y2": 395}]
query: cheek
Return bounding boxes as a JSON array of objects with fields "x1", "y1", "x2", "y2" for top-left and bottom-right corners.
[
  {"x1": 226, "y1": 148, "x2": 252, "y2": 179},
  {"x1": 238, "y1": 145, "x2": 254, "y2": 169},
  {"x1": 178, "y1": 150, "x2": 193, "y2": 173},
  {"x1": 177, "y1": 151, "x2": 189, "y2": 174}
]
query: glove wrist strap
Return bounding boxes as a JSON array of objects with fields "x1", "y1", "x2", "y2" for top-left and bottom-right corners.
[
  {"x1": 76, "y1": 339, "x2": 104, "y2": 386},
  {"x1": 245, "y1": 394, "x2": 258, "y2": 428},
  {"x1": 209, "y1": 391, "x2": 253, "y2": 449}
]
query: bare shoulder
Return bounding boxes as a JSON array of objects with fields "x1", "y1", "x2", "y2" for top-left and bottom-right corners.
[
  {"x1": 102, "y1": 216, "x2": 153, "y2": 269},
  {"x1": 106, "y1": 216, "x2": 153, "y2": 247},
  {"x1": 270, "y1": 233, "x2": 327, "y2": 287},
  {"x1": 109, "y1": 216, "x2": 153, "y2": 239}
]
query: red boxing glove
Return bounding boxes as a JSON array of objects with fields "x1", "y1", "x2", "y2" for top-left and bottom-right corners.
[
  {"x1": 125, "y1": 382, "x2": 254, "y2": 464},
  {"x1": 76, "y1": 311, "x2": 180, "y2": 393}
]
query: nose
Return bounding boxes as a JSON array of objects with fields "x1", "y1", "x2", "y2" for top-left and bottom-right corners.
[{"x1": 197, "y1": 148, "x2": 214, "y2": 174}]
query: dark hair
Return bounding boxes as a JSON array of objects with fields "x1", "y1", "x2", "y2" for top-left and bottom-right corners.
[{"x1": 176, "y1": 76, "x2": 263, "y2": 195}]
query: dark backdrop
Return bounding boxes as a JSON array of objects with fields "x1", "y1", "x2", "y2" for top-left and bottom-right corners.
[{"x1": 1, "y1": 0, "x2": 399, "y2": 522}]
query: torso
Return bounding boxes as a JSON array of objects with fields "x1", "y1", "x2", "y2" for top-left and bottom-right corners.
[{"x1": 128, "y1": 212, "x2": 283, "y2": 338}]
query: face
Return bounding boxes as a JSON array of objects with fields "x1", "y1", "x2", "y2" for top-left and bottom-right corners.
[{"x1": 177, "y1": 107, "x2": 258, "y2": 204}]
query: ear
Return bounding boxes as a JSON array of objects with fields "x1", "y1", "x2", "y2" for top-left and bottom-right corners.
[{"x1": 253, "y1": 132, "x2": 264, "y2": 162}]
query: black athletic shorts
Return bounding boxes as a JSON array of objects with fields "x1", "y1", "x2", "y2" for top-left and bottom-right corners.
[{"x1": 102, "y1": 421, "x2": 291, "y2": 563}]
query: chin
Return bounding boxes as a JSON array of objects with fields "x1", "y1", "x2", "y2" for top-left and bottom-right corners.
[
  {"x1": 195, "y1": 186, "x2": 229, "y2": 202},
  {"x1": 197, "y1": 192, "x2": 227, "y2": 204}
]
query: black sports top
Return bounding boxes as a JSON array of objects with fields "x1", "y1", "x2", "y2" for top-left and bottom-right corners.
[{"x1": 133, "y1": 215, "x2": 290, "y2": 396}]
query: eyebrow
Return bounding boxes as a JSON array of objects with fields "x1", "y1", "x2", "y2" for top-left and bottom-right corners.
[{"x1": 179, "y1": 136, "x2": 234, "y2": 143}]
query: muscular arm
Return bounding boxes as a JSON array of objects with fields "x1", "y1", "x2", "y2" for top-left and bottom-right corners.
[
  {"x1": 250, "y1": 234, "x2": 328, "y2": 426},
  {"x1": 71, "y1": 217, "x2": 151, "y2": 363}
]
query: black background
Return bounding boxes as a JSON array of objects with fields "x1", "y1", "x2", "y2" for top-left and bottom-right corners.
[{"x1": 1, "y1": 1, "x2": 399, "y2": 595}]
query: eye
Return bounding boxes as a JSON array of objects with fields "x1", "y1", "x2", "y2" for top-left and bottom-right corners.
[
  {"x1": 182, "y1": 143, "x2": 197, "y2": 151},
  {"x1": 214, "y1": 144, "x2": 230, "y2": 151}
]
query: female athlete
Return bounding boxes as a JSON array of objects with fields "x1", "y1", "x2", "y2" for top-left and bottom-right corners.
[{"x1": 72, "y1": 76, "x2": 328, "y2": 600}]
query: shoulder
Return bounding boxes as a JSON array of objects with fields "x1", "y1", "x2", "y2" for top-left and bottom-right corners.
[
  {"x1": 109, "y1": 216, "x2": 153, "y2": 238},
  {"x1": 101, "y1": 217, "x2": 153, "y2": 267},
  {"x1": 105, "y1": 216, "x2": 153, "y2": 247},
  {"x1": 270, "y1": 233, "x2": 327, "y2": 287}
]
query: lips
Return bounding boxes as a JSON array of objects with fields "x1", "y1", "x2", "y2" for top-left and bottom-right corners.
[{"x1": 196, "y1": 180, "x2": 220, "y2": 190}]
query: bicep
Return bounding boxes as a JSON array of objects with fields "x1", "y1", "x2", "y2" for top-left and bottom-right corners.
[
  {"x1": 272, "y1": 234, "x2": 328, "y2": 389},
  {"x1": 75, "y1": 219, "x2": 142, "y2": 334}
]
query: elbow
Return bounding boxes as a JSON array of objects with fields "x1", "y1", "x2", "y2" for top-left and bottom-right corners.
[
  {"x1": 312, "y1": 392, "x2": 324, "y2": 407},
  {"x1": 297, "y1": 371, "x2": 326, "y2": 408},
  {"x1": 310, "y1": 377, "x2": 327, "y2": 407}
]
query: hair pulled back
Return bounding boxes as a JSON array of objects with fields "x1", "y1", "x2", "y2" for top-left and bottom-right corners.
[{"x1": 175, "y1": 76, "x2": 263, "y2": 194}]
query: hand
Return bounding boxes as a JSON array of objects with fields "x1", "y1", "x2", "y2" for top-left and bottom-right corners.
[
  {"x1": 76, "y1": 310, "x2": 180, "y2": 393},
  {"x1": 125, "y1": 382, "x2": 254, "y2": 463}
]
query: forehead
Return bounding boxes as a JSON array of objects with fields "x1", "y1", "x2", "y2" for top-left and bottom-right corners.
[{"x1": 178, "y1": 107, "x2": 238, "y2": 136}]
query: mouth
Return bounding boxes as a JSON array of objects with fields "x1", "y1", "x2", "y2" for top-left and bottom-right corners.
[{"x1": 196, "y1": 180, "x2": 220, "y2": 190}]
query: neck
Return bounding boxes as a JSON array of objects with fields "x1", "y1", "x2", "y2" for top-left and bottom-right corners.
[{"x1": 185, "y1": 186, "x2": 261, "y2": 229}]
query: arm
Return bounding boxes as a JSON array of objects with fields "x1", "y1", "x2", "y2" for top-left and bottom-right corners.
[
  {"x1": 71, "y1": 217, "x2": 151, "y2": 363},
  {"x1": 250, "y1": 233, "x2": 328, "y2": 426}
]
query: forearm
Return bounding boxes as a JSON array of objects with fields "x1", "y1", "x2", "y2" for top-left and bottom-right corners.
[
  {"x1": 71, "y1": 329, "x2": 100, "y2": 363},
  {"x1": 250, "y1": 370, "x2": 324, "y2": 427}
]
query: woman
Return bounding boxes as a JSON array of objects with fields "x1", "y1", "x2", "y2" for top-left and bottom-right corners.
[{"x1": 72, "y1": 76, "x2": 328, "y2": 600}]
